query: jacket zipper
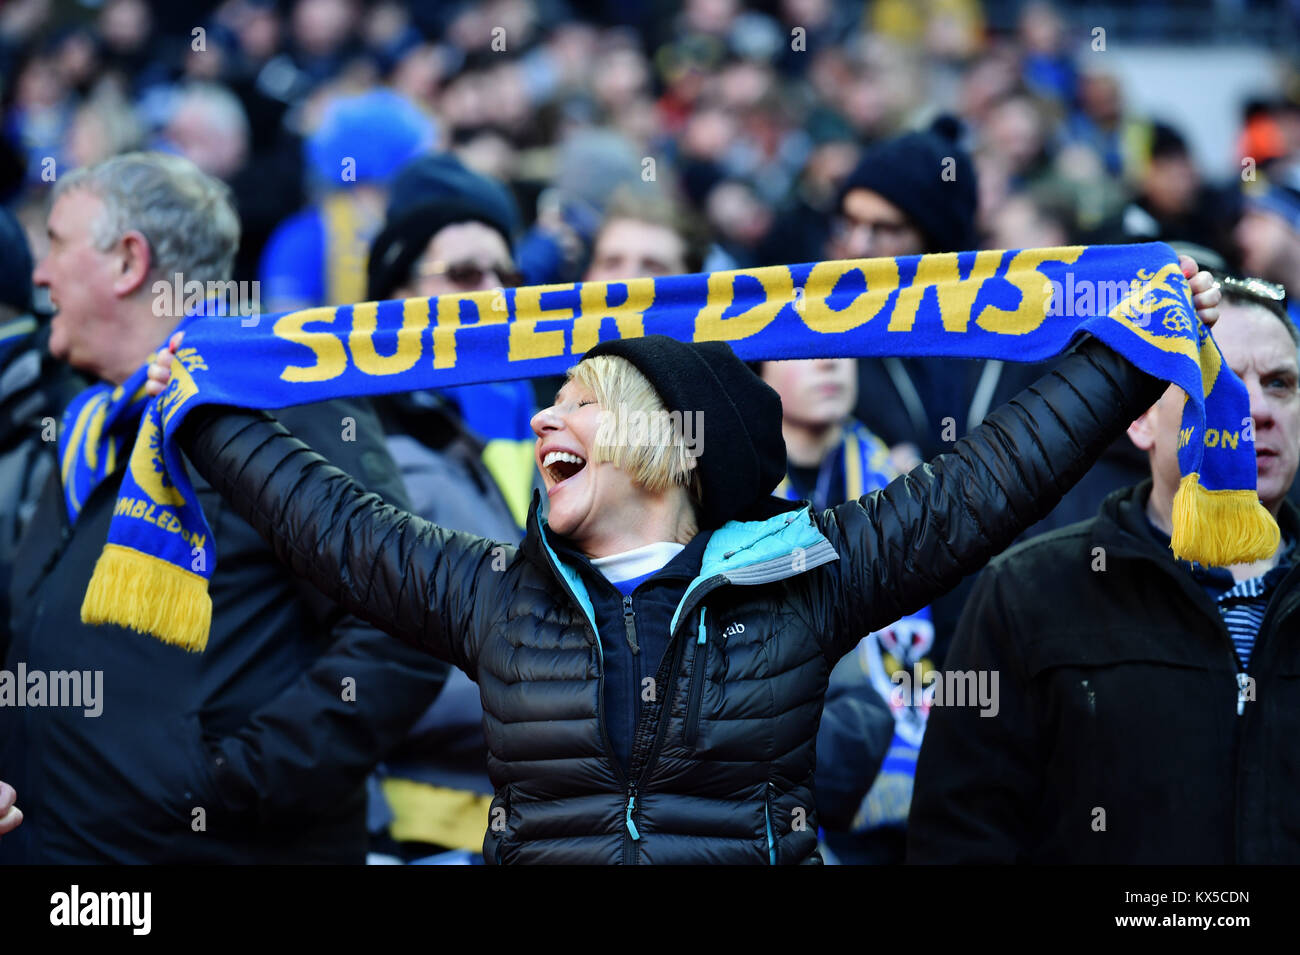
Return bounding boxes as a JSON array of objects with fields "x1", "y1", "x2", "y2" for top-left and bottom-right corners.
[
  {"x1": 538, "y1": 532, "x2": 735, "y2": 863},
  {"x1": 622, "y1": 595, "x2": 640, "y2": 655},
  {"x1": 536, "y1": 532, "x2": 635, "y2": 862},
  {"x1": 764, "y1": 782, "x2": 777, "y2": 865},
  {"x1": 1112, "y1": 544, "x2": 1255, "y2": 719},
  {"x1": 622, "y1": 596, "x2": 642, "y2": 864},
  {"x1": 683, "y1": 609, "x2": 708, "y2": 745},
  {"x1": 1235, "y1": 562, "x2": 1300, "y2": 717},
  {"x1": 634, "y1": 577, "x2": 728, "y2": 774},
  {"x1": 624, "y1": 781, "x2": 640, "y2": 864},
  {"x1": 635, "y1": 577, "x2": 725, "y2": 776},
  {"x1": 617, "y1": 592, "x2": 715, "y2": 863}
]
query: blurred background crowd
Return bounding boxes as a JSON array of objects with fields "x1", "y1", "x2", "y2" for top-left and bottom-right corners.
[
  {"x1": 4, "y1": 0, "x2": 1300, "y2": 866},
  {"x1": 2, "y1": 0, "x2": 1299, "y2": 295}
]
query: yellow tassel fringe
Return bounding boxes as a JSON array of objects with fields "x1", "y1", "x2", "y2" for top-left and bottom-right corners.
[
  {"x1": 1171, "y1": 473, "x2": 1281, "y2": 567},
  {"x1": 80, "y1": 543, "x2": 213, "y2": 652}
]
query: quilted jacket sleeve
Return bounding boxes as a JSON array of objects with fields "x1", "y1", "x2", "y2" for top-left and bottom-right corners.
[
  {"x1": 811, "y1": 336, "x2": 1167, "y2": 663},
  {"x1": 178, "y1": 405, "x2": 512, "y2": 678}
]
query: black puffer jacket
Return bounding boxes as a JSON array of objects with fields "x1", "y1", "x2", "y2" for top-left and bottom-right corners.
[{"x1": 178, "y1": 338, "x2": 1164, "y2": 864}]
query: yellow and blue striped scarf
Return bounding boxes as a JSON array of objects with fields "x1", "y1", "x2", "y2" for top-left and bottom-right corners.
[{"x1": 66, "y1": 242, "x2": 1279, "y2": 651}]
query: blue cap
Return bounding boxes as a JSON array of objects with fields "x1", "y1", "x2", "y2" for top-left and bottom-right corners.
[
  {"x1": 305, "y1": 90, "x2": 437, "y2": 187},
  {"x1": 0, "y1": 207, "x2": 34, "y2": 313}
]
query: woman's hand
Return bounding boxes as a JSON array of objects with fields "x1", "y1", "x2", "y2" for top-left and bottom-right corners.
[
  {"x1": 0, "y1": 781, "x2": 22, "y2": 838},
  {"x1": 145, "y1": 330, "x2": 184, "y2": 396},
  {"x1": 1181, "y1": 255, "x2": 1221, "y2": 330}
]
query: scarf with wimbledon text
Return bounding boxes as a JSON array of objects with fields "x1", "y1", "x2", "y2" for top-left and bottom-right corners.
[{"x1": 68, "y1": 242, "x2": 1280, "y2": 651}]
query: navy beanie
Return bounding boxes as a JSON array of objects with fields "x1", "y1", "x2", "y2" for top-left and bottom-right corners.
[
  {"x1": 581, "y1": 335, "x2": 787, "y2": 529},
  {"x1": 838, "y1": 117, "x2": 978, "y2": 253},
  {"x1": 367, "y1": 196, "x2": 516, "y2": 301},
  {"x1": 386, "y1": 152, "x2": 520, "y2": 235},
  {"x1": 370, "y1": 153, "x2": 522, "y2": 300}
]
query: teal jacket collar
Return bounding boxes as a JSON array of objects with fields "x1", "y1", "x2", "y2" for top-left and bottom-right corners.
[{"x1": 522, "y1": 490, "x2": 839, "y2": 636}]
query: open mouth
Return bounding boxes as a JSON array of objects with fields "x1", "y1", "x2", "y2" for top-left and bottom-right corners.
[{"x1": 543, "y1": 450, "x2": 587, "y2": 486}]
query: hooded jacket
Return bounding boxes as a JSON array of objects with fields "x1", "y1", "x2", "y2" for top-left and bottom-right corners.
[
  {"x1": 175, "y1": 338, "x2": 1164, "y2": 864},
  {"x1": 908, "y1": 481, "x2": 1300, "y2": 864}
]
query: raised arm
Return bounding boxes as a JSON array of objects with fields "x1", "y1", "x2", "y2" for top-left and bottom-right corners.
[
  {"x1": 813, "y1": 335, "x2": 1166, "y2": 661},
  {"x1": 808, "y1": 258, "x2": 1219, "y2": 661},
  {"x1": 176, "y1": 403, "x2": 511, "y2": 676}
]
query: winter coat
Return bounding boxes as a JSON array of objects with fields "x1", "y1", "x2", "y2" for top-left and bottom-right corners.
[
  {"x1": 0, "y1": 322, "x2": 84, "y2": 654},
  {"x1": 854, "y1": 354, "x2": 1149, "y2": 661},
  {"x1": 0, "y1": 398, "x2": 450, "y2": 864},
  {"x1": 772, "y1": 417, "x2": 918, "y2": 842},
  {"x1": 909, "y1": 480, "x2": 1300, "y2": 864},
  {"x1": 177, "y1": 338, "x2": 1164, "y2": 863}
]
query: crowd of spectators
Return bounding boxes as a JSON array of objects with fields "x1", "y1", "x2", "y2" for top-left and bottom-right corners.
[{"x1": 4, "y1": 0, "x2": 1300, "y2": 865}]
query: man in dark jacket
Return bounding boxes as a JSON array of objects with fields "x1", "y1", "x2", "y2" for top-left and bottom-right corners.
[
  {"x1": 909, "y1": 277, "x2": 1300, "y2": 864},
  {"x1": 0, "y1": 208, "x2": 83, "y2": 651},
  {"x1": 0, "y1": 152, "x2": 447, "y2": 864},
  {"x1": 148, "y1": 255, "x2": 1222, "y2": 863},
  {"x1": 758, "y1": 355, "x2": 923, "y2": 863},
  {"x1": 834, "y1": 120, "x2": 1149, "y2": 664},
  {"x1": 833, "y1": 120, "x2": 1036, "y2": 470}
]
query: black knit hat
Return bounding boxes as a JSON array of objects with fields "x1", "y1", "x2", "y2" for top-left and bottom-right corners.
[
  {"x1": 367, "y1": 196, "x2": 515, "y2": 301},
  {"x1": 837, "y1": 116, "x2": 978, "y2": 253},
  {"x1": 581, "y1": 335, "x2": 787, "y2": 529},
  {"x1": 386, "y1": 152, "x2": 520, "y2": 232}
]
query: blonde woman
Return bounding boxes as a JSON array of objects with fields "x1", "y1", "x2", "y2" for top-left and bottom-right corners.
[{"x1": 145, "y1": 263, "x2": 1220, "y2": 864}]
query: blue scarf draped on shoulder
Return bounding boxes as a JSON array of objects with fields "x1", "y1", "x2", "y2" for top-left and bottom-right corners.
[
  {"x1": 64, "y1": 242, "x2": 1280, "y2": 651},
  {"x1": 774, "y1": 419, "x2": 897, "y2": 509}
]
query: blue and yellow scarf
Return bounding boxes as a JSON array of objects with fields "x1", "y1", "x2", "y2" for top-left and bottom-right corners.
[
  {"x1": 66, "y1": 242, "x2": 1279, "y2": 651},
  {"x1": 774, "y1": 419, "x2": 897, "y2": 508}
]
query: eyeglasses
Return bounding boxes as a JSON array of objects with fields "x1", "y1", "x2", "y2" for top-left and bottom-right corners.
[
  {"x1": 831, "y1": 216, "x2": 918, "y2": 249},
  {"x1": 413, "y1": 258, "x2": 524, "y2": 290},
  {"x1": 1218, "y1": 275, "x2": 1287, "y2": 303}
]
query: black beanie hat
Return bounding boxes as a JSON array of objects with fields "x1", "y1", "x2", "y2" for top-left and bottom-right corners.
[
  {"x1": 837, "y1": 116, "x2": 978, "y2": 253},
  {"x1": 367, "y1": 196, "x2": 516, "y2": 301},
  {"x1": 581, "y1": 335, "x2": 787, "y2": 529}
]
